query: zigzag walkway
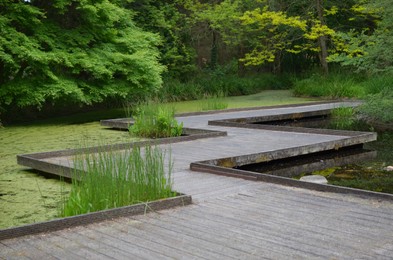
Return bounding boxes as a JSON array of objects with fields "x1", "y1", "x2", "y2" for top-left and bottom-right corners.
[{"x1": 2, "y1": 102, "x2": 393, "y2": 259}]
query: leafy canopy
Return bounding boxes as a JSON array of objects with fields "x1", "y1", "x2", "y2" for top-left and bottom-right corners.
[{"x1": 0, "y1": 0, "x2": 164, "y2": 110}]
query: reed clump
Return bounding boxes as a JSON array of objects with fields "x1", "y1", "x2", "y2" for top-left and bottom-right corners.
[
  {"x1": 129, "y1": 102, "x2": 183, "y2": 139},
  {"x1": 60, "y1": 145, "x2": 175, "y2": 217}
]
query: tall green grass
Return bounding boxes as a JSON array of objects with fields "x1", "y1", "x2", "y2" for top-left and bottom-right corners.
[
  {"x1": 60, "y1": 145, "x2": 175, "y2": 217},
  {"x1": 293, "y1": 73, "x2": 365, "y2": 98},
  {"x1": 200, "y1": 91, "x2": 229, "y2": 111},
  {"x1": 292, "y1": 72, "x2": 393, "y2": 123},
  {"x1": 158, "y1": 73, "x2": 293, "y2": 102},
  {"x1": 361, "y1": 73, "x2": 393, "y2": 94},
  {"x1": 358, "y1": 89, "x2": 393, "y2": 123},
  {"x1": 330, "y1": 107, "x2": 356, "y2": 129},
  {"x1": 129, "y1": 102, "x2": 183, "y2": 138}
]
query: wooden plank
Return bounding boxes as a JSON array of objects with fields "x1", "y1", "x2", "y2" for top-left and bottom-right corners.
[
  {"x1": 38, "y1": 232, "x2": 108, "y2": 259},
  {"x1": 118, "y1": 214, "x2": 263, "y2": 260},
  {"x1": 198, "y1": 195, "x2": 392, "y2": 257},
  {"x1": 1, "y1": 237, "x2": 56, "y2": 259},
  {"x1": 75, "y1": 225, "x2": 167, "y2": 260},
  {"x1": 130, "y1": 210, "x2": 289, "y2": 259},
  {"x1": 24, "y1": 236, "x2": 82, "y2": 260},
  {"x1": 181, "y1": 204, "x2": 346, "y2": 257},
  {"x1": 89, "y1": 220, "x2": 204, "y2": 259},
  {"x1": 0, "y1": 242, "x2": 31, "y2": 260}
]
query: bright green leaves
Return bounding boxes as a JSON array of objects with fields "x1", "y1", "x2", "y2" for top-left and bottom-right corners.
[
  {"x1": 326, "y1": 0, "x2": 393, "y2": 74},
  {"x1": 239, "y1": 7, "x2": 308, "y2": 66},
  {"x1": 303, "y1": 22, "x2": 335, "y2": 41},
  {"x1": 0, "y1": 0, "x2": 164, "y2": 111},
  {"x1": 241, "y1": 8, "x2": 307, "y2": 31}
]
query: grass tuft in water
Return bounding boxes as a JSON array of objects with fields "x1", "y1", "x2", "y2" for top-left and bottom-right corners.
[
  {"x1": 129, "y1": 102, "x2": 183, "y2": 138},
  {"x1": 330, "y1": 107, "x2": 356, "y2": 129},
  {"x1": 60, "y1": 145, "x2": 175, "y2": 217}
]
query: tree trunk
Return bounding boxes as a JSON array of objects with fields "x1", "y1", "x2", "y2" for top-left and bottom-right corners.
[
  {"x1": 210, "y1": 30, "x2": 218, "y2": 70},
  {"x1": 316, "y1": 0, "x2": 329, "y2": 75}
]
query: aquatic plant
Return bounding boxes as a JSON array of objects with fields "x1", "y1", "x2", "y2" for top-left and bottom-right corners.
[
  {"x1": 129, "y1": 102, "x2": 183, "y2": 138},
  {"x1": 325, "y1": 164, "x2": 393, "y2": 194},
  {"x1": 330, "y1": 107, "x2": 356, "y2": 129},
  {"x1": 358, "y1": 89, "x2": 393, "y2": 123},
  {"x1": 60, "y1": 145, "x2": 175, "y2": 217}
]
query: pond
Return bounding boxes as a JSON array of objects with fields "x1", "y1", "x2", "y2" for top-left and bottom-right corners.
[
  {"x1": 0, "y1": 122, "x2": 135, "y2": 229},
  {"x1": 242, "y1": 116, "x2": 393, "y2": 194}
]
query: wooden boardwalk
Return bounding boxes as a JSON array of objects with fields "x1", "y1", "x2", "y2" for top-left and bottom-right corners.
[{"x1": 2, "y1": 102, "x2": 393, "y2": 259}]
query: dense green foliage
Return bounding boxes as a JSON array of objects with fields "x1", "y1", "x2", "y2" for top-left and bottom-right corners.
[
  {"x1": 127, "y1": 0, "x2": 197, "y2": 79},
  {"x1": 331, "y1": 0, "x2": 393, "y2": 74},
  {"x1": 293, "y1": 71, "x2": 393, "y2": 123},
  {"x1": 0, "y1": 0, "x2": 164, "y2": 111},
  {"x1": 157, "y1": 72, "x2": 293, "y2": 102},
  {"x1": 293, "y1": 73, "x2": 365, "y2": 98},
  {"x1": 358, "y1": 89, "x2": 393, "y2": 123},
  {"x1": 129, "y1": 102, "x2": 183, "y2": 138},
  {"x1": 62, "y1": 145, "x2": 174, "y2": 217},
  {"x1": 184, "y1": 0, "x2": 378, "y2": 74},
  {"x1": 1, "y1": 0, "x2": 392, "y2": 124}
]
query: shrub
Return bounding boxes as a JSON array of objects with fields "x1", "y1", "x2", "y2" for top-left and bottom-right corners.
[
  {"x1": 61, "y1": 145, "x2": 175, "y2": 217},
  {"x1": 158, "y1": 72, "x2": 294, "y2": 103},
  {"x1": 330, "y1": 107, "x2": 356, "y2": 129},
  {"x1": 358, "y1": 89, "x2": 393, "y2": 123},
  {"x1": 159, "y1": 79, "x2": 203, "y2": 102},
  {"x1": 129, "y1": 102, "x2": 183, "y2": 138},
  {"x1": 293, "y1": 73, "x2": 365, "y2": 98}
]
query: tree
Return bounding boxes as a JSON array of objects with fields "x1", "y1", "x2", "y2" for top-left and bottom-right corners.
[
  {"x1": 0, "y1": 0, "x2": 164, "y2": 114},
  {"x1": 343, "y1": 0, "x2": 393, "y2": 74},
  {"x1": 315, "y1": 0, "x2": 329, "y2": 74},
  {"x1": 126, "y1": 0, "x2": 197, "y2": 79}
]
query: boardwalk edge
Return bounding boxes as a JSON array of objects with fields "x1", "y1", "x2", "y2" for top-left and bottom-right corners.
[{"x1": 0, "y1": 194, "x2": 192, "y2": 241}]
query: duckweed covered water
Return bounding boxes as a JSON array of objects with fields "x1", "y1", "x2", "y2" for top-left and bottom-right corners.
[{"x1": 0, "y1": 122, "x2": 135, "y2": 229}]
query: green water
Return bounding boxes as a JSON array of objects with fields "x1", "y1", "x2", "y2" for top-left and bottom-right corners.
[
  {"x1": 0, "y1": 90, "x2": 315, "y2": 229},
  {"x1": 0, "y1": 122, "x2": 134, "y2": 229},
  {"x1": 319, "y1": 130, "x2": 393, "y2": 193},
  {"x1": 267, "y1": 115, "x2": 393, "y2": 193}
]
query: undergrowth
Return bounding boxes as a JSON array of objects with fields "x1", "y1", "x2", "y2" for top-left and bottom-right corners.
[
  {"x1": 293, "y1": 73, "x2": 364, "y2": 98},
  {"x1": 358, "y1": 89, "x2": 393, "y2": 123},
  {"x1": 157, "y1": 73, "x2": 293, "y2": 102}
]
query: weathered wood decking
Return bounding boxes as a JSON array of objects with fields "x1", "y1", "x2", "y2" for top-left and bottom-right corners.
[{"x1": 2, "y1": 102, "x2": 393, "y2": 259}]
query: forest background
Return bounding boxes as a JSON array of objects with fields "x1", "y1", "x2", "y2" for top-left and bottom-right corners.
[{"x1": 1, "y1": 0, "x2": 392, "y2": 124}]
